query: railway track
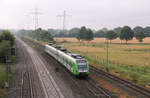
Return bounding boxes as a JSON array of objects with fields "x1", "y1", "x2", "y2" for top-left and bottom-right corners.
[
  {"x1": 90, "y1": 66, "x2": 150, "y2": 98},
  {"x1": 87, "y1": 78, "x2": 116, "y2": 98},
  {"x1": 43, "y1": 51, "x2": 116, "y2": 98},
  {"x1": 17, "y1": 37, "x2": 64, "y2": 98},
  {"x1": 24, "y1": 37, "x2": 116, "y2": 98},
  {"x1": 20, "y1": 40, "x2": 34, "y2": 98},
  {"x1": 8, "y1": 38, "x2": 45, "y2": 98},
  {"x1": 22, "y1": 37, "x2": 150, "y2": 98}
]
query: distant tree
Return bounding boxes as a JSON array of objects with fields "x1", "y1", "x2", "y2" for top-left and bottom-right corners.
[
  {"x1": 48, "y1": 29, "x2": 62, "y2": 37},
  {"x1": 114, "y1": 27, "x2": 122, "y2": 43},
  {"x1": 36, "y1": 28, "x2": 53, "y2": 41},
  {"x1": 104, "y1": 30, "x2": 117, "y2": 43},
  {"x1": 69, "y1": 28, "x2": 80, "y2": 37},
  {"x1": 120, "y1": 26, "x2": 134, "y2": 44},
  {"x1": 133, "y1": 26, "x2": 150, "y2": 37},
  {"x1": 40, "y1": 30, "x2": 53, "y2": 41},
  {"x1": 133, "y1": 26, "x2": 144, "y2": 33},
  {"x1": 21, "y1": 28, "x2": 53, "y2": 42},
  {"x1": 0, "y1": 30, "x2": 15, "y2": 46},
  {"x1": 76, "y1": 26, "x2": 94, "y2": 42},
  {"x1": 119, "y1": 32, "x2": 124, "y2": 44},
  {"x1": 143, "y1": 26, "x2": 150, "y2": 37},
  {"x1": 94, "y1": 30, "x2": 105, "y2": 37},
  {"x1": 113, "y1": 27, "x2": 122, "y2": 35},
  {"x1": 135, "y1": 32, "x2": 145, "y2": 42},
  {"x1": 76, "y1": 26, "x2": 87, "y2": 41},
  {"x1": 101, "y1": 28, "x2": 108, "y2": 32},
  {"x1": 85, "y1": 29, "x2": 94, "y2": 42}
]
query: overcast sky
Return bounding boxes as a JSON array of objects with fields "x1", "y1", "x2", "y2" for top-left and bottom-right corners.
[{"x1": 0, "y1": 0, "x2": 149, "y2": 30}]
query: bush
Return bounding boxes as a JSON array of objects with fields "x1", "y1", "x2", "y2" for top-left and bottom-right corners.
[
  {"x1": 0, "y1": 41, "x2": 11, "y2": 63},
  {"x1": 0, "y1": 30, "x2": 15, "y2": 46}
]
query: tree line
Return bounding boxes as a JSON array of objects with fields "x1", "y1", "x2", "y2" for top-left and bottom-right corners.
[
  {"x1": 19, "y1": 25, "x2": 149, "y2": 43},
  {"x1": 0, "y1": 30, "x2": 15, "y2": 62},
  {"x1": 48, "y1": 26, "x2": 148, "y2": 43},
  {"x1": 48, "y1": 26, "x2": 150, "y2": 38},
  {"x1": 57, "y1": 26, "x2": 145, "y2": 43},
  {"x1": 104, "y1": 26, "x2": 145, "y2": 43},
  {"x1": 19, "y1": 28, "x2": 53, "y2": 42}
]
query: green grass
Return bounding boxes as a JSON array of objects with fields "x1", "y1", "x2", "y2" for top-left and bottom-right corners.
[
  {"x1": 0, "y1": 56, "x2": 15, "y2": 97},
  {"x1": 0, "y1": 64, "x2": 13, "y2": 86},
  {"x1": 60, "y1": 42, "x2": 150, "y2": 86},
  {"x1": 0, "y1": 63, "x2": 13, "y2": 97},
  {"x1": 0, "y1": 64, "x2": 6, "y2": 88}
]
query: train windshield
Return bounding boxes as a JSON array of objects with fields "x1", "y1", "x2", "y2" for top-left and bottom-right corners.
[
  {"x1": 77, "y1": 59, "x2": 87, "y2": 71},
  {"x1": 77, "y1": 60, "x2": 87, "y2": 63}
]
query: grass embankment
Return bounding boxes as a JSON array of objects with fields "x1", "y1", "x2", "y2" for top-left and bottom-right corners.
[
  {"x1": 60, "y1": 42, "x2": 150, "y2": 86},
  {"x1": 24, "y1": 36, "x2": 48, "y2": 46},
  {"x1": 0, "y1": 56, "x2": 15, "y2": 97},
  {"x1": 0, "y1": 64, "x2": 13, "y2": 98}
]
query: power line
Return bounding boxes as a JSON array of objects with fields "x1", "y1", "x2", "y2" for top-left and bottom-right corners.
[
  {"x1": 30, "y1": 8, "x2": 42, "y2": 30},
  {"x1": 106, "y1": 39, "x2": 109, "y2": 72},
  {"x1": 57, "y1": 11, "x2": 71, "y2": 33}
]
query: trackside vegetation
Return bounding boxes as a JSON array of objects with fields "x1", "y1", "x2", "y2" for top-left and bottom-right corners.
[
  {"x1": 19, "y1": 28, "x2": 54, "y2": 42},
  {"x1": 60, "y1": 42, "x2": 150, "y2": 86},
  {"x1": 0, "y1": 30, "x2": 15, "y2": 97},
  {"x1": 19, "y1": 26, "x2": 150, "y2": 87}
]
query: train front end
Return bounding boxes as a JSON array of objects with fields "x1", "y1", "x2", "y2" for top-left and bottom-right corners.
[{"x1": 75, "y1": 59, "x2": 89, "y2": 77}]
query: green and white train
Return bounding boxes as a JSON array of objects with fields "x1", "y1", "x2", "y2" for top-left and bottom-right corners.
[{"x1": 45, "y1": 43, "x2": 89, "y2": 77}]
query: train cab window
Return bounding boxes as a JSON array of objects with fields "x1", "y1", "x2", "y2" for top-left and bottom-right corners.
[
  {"x1": 71, "y1": 54, "x2": 81, "y2": 59},
  {"x1": 60, "y1": 48, "x2": 67, "y2": 53},
  {"x1": 77, "y1": 60, "x2": 87, "y2": 63},
  {"x1": 48, "y1": 43, "x2": 53, "y2": 45},
  {"x1": 55, "y1": 46, "x2": 61, "y2": 50}
]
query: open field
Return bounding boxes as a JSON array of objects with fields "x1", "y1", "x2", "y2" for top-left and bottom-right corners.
[
  {"x1": 55, "y1": 37, "x2": 150, "y2": 43},
  {"x1": 55, "y1": 37, "x2": 150, "y2": 86}
]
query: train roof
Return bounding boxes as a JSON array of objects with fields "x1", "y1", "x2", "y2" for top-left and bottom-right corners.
[
  {"x1": 54, "y1": 46, "x2": 61, "y2": 49},
  {"x1": 71, "y1": 54, "x2": 82, "y2": 59},
  {"x1": 60, "y1": 48, "x2": 67, "y2": 53},
  {"x1": 46, "y1": 44, "x2": 85, "y2": 60},
  {"x1": 48, "y1": 43, "x2": 53, "y2": 45}
]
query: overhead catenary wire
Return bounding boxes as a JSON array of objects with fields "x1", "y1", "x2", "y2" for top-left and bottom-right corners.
[{"x1": 30, "y1": 8, "x2": 42, "y2": 30}]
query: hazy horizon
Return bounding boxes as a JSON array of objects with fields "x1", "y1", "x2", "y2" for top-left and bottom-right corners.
[{"x1": 0, "y1": 0, "x2": 150, "y2": 30}]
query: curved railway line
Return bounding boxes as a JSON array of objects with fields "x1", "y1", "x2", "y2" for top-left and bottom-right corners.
[
  {"x1": 20, "y1": 45, "x2": 34, "y2": 98},
  {"x1": 8, "y1": 40, "x2": 42, "y2": 98},
  {"x1": 22, "y1": 37, "x2": 117, "y2": 98},
  {"x1": 17, "y1": 37, "x2": 65, "y2": 98},
  {"x1": 21, "y1": 37, "x2": 150, "y2": 98},
  {"x1": 18, "y1": 39, "x2": 39, "y2": 98},
  {"x1": 87, "y1": 78, "x2": 115, "y2": 98},
  {"x1": 90, "y1": 66, "x2": 150, "y2": 98},
  {"x1": 43, "y1": 50, "x2": 116, "y2": 98}
]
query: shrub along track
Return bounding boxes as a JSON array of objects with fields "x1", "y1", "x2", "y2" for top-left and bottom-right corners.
[
  {"x1": 22, "y1": 37, "x2": 117, "y2": 98},
  {"x1": 23, "y1": 37, "x2": 150, "y2": 98}
]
